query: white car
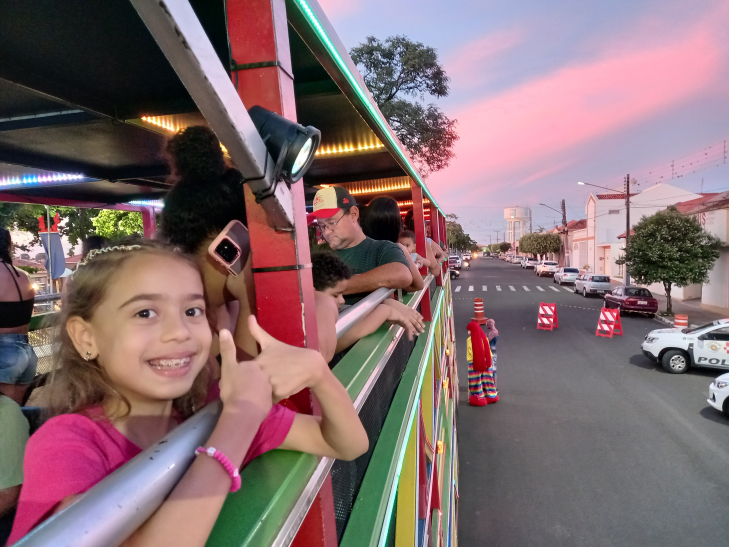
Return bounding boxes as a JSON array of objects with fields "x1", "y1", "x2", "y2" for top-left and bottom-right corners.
[
  {"x1": 641, "y1": 319, "x2": 729, "y2": 374},
  {"x1": 554, "y1": 267, "x2": 580, "y2": 284},
  {"x1": 512, "y1": 256, "x2": 524, "y2": 265},
  {"x1": 522, "y1": 257, "x2": 539, "y2": 269},
  {"x1": 463, "y1": 252, "x2": 472, "y2": 260},
  {"x1": 708, "y1": 373, "x2": 729, "y2": 418},
  {"x1": 449, "y1": 255, "x2": 461, "y2": 268},
  {"x1": 574, "y1": 273, "x2": 612, "y2": 296},
  {"x1": 536, "y1": 261, "x2": 559, "y2": 277}
]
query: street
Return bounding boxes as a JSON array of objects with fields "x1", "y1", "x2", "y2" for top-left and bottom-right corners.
[{"x1": 454, "y1": 257, "x2": 729, "y2": 547}]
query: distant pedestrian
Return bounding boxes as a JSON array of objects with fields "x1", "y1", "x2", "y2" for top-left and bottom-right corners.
[
  {"x1": 485, "y1": 318, "x2": 499, "y2": 350},
  {"x1": 466, "y1": 321, "x2": 498, "y2": 406}
]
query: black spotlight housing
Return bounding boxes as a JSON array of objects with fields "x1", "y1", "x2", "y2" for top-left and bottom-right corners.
[{"x1": 248, "y1": 105, "x2": 321, "y2": 184}]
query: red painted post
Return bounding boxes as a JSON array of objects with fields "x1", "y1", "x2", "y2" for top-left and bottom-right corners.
[
  {"x1": 141, "y1": 207, "x2": 156, "y2": 238},
  {"x1": 227, "y1": 1, "x2": 336, "y2": 545},
  {"x1": 430, "y1": 206, "x2": 443, "y2": 287},
  {"x1": 411, "y1": 180, "x2": 432, "y2": 321}
]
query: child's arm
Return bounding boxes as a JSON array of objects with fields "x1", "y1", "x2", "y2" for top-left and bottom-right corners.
[
  {"x1": 248, "y1": 316, "x2": 369, "y2": 461},
  {"x1": 424, "y1": 241, "x2": 440, "y2": 276},
  {"x1": 336, "y1": 302, "x2": 420, "y2": 352},
  {"x1": 398, "y1": 243, "x2": 425, "y2": 292},
  {"x1": 315, "y1": 291, "x2": 339, "y2": 362}
]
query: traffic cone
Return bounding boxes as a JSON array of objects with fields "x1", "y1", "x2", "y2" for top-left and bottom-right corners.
[
  {"x1": 674, "y1": 314, "x2": 688, "y2": 328},
  {"x1": 472, "y1": 298, "x2": 487, "y2": 324}
]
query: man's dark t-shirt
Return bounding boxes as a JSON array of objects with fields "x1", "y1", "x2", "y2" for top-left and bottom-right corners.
[{"x1": 333, "y1": 237, "x2": 411, "y2": 305}]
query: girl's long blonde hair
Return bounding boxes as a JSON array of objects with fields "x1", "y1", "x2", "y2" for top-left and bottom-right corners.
[{"x1": 47, "y1": 238, "x2": 210, "y2": 419}]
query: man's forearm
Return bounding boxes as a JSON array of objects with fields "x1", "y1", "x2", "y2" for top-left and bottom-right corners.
[{"x1": 344, "y1": 263, "x2": 412, "y2": 294}]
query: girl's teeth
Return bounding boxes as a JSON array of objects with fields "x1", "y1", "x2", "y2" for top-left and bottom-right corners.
[{"x1": 150, "y1": 358, "x2": 190, "y2": 369}]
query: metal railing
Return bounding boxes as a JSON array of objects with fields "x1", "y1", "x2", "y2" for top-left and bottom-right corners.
[{"x1": 15, "y1": 276, "x2": 434, "y2": 547}]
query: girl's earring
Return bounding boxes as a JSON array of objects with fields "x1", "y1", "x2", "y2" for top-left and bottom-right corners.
[{"x1": 84, "y1": 351, "x2": 93, "y2": 361}]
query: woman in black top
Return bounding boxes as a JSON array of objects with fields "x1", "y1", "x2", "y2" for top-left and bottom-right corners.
[{"x1": 0, "y1": 228, "x2": 37, "y2": 404}]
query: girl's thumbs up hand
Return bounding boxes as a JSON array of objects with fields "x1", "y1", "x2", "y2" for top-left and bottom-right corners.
[
  {"x1": 218, "y1": 329, "x2": 272, "y2": 415},
  {"x1": 248, "y1": 315, "x2": 327, "y2": 403}
]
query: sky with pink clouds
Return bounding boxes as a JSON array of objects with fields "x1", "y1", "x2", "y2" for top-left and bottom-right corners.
[{"x1": 319, "y1": 0, "x2": 729, "y2": 243}]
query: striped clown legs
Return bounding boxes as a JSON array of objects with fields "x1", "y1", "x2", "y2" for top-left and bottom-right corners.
[{"x1": 468, "y1": 361, "x2": 488, "y2": 407}]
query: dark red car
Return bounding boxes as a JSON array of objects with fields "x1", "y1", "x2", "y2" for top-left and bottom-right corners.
[{"x1": 604, "y1": 286, "x2": 658, "y2": 316}]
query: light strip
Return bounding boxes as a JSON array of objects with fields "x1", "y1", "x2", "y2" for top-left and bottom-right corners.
[
  {"x1": 397, "y1": 199, "x2": 430, "y2": 208},
  {"x1": 343, "y1": 179, "x2": 411, "y2": 196},
  {"x1": 0, "y1": 173, "x2": 85, "y2": 188},
  {"x1": 141, "y1": 115, "x2": 181, "y2": 132},
  {"x1": 291, "y1": 0, "x2": 443, "y2": 215},
  {"x1": 127, "y1": 200, "x2": 165, "y2": 209},
  {"x1": 315, "y1": 142, "x2": 384, "y2": 156},
  {"x1": 377, "y1": 290, "x2": 444, "y2": 546}
]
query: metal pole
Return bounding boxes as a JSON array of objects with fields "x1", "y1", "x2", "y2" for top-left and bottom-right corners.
[
  {"x1": 45, "y1": 205, "x2": 52, "y2": 294},
  {"x1": 561, "y1": 199, "x2": 567, "y2": 268},
  {"x1": 625, "y1": 174, "x2": 631, "y2": 286}
]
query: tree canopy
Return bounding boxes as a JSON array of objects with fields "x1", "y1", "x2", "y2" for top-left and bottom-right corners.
[
  {"x1": 445, "y1": 213, "x2": 478, "y2": 251},
  {"x1": 351, "y1": 36, "x2": 458, "y2": 176},
  {"x1": 615, "y1": 206, "x2": 721, "y2": 314},
  {"x1": 499, "y1": 241, "x2": 512, "y2": 253},
  {"x1": 92, "y1": 210, "x2": 144, "y2": 239},
  {"x1": 519, "y1": 233, "x2": 561, "y2": 257}
]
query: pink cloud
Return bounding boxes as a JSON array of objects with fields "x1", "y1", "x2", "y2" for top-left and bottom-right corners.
[
  {"x1": 445, "y1": 28, "x2": 525, "y2": 88},
  {"x1": 428, "y1": 16, "x2": 727, "y2": 203},
  {"x1": 317, "y1": 0, "x2": 360, "y2": 19}
]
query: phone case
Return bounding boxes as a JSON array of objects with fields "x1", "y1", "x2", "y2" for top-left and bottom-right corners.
[{"x1": 207, "y1": 220, "x2": 250, "y2": 276}]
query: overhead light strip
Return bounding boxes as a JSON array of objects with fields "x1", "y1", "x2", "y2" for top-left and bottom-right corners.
[
  {"x1": 0, "y1": 173, "x2": 86, "y2": 189},
  {"x1": 291, "y1": 0, "x2": 443, "y2": 215}
]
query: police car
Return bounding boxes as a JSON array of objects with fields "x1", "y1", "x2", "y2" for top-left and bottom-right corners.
[{"x1": 641, "y1": 319, "x2": 729, "y2": 374}]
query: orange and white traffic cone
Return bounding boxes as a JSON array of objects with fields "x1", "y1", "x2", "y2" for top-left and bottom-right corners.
[{"x1": 472, "y1": 298, "x2": 487, "y2": 324}]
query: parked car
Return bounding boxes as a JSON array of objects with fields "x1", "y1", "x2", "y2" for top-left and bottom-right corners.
[
  {"x1": 536, "y1": 261, "x2": 559, "y2": 277},
  {"x1": 449, "y1": 255, "x2": 462, "y2": 268},
  {"x1": 448, "y1": 256, "x2": 461, "y2": 279},
  {"x1": 512, "y1": 256, "x2": 524, "y2": 265},
  {"x1": 522, "y1": 257, "x2": 539, "y2": 269},
  {"x1": 708, "y1": 373, "x2": 729, "y2": 418},
  {"x1": 463, "y1": 251, "x2": 472, "y2": 260},
  {"x1": 604, "y1": 286, "x2": 658, "y2": 317},
  {"x1": 641, "y1": 319, "x2": 729, "y2": 374},
  {"x1": 553, "y1": 267, "x2": 580, "y2": 285},
  {"x1": 574, "y1": 273, "x2": 612, "y2": 296}
]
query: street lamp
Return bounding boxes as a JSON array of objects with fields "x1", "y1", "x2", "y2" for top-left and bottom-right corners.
[{"x1": 577, "y1": 177, "x2": 632, "y2": 285}]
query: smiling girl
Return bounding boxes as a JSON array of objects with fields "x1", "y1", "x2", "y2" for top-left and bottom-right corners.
[{"x1": 8, "y1": 240, "x2": 367, "y2": 545}]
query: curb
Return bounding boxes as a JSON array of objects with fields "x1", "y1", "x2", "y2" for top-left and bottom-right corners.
[{"x1": 654, "y1": 315, "x2": 698, "y2": 329}]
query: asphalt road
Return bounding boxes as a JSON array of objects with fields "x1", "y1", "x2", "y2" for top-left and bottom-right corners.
[{"x1": 454, "y1": 257, "x2": 729, "y2": 547}]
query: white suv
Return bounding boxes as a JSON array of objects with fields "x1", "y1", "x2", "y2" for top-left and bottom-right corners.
[
  {"x1": 522, "y1": 257, "x2": 539, "y2": 269},
  {"x1": 536, "y1": 261, "x2": 559, "y2": 276}
]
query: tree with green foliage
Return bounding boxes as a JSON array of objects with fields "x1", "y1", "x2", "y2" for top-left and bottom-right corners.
[
  {"x1": 445, "y1": 214, "x2": 478, "y2": 251},
  {"x1": 0, "y1": 203, "x2": 102, "y2": 255},
  {"x1": 351, "y1": 36, "x2": 458, "y2": 176},
  {"x1": 615, "y1": 206, "x2": 721, "y2": 314},
  {"x1": 92, "y1": 210, "x2": 144, "y2": 239},
  {"x1": 519, "y1": 233, "x2": 561, "y2": 257},
  {"x1": 499, "y1": 241, "x2": 512, "y2": 253}
]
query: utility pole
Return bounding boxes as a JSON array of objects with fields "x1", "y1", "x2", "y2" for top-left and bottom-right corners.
[
  {"x1": 529, "y1": 208, "x2": 533, "y2": 233},
  {"x1": 561, "y1": 199, "x2": 567, "y2": 267},
  {"x1": 625, "y1": 174, "x2": 631, "y2": 286}
]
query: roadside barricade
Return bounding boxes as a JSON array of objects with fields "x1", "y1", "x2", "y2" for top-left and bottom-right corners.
[
  {"x1": 472, "y1": 298, "x2": 487, "y2": 324},
  {"x1": 674, "y1": 314, "x2": 688, "y2": 328},
  {"x1": 596, "y1": 307, "x2": 623, "y2": 338},
  {"x1": 537, "y1": 303, "x2": 558, "y2": 331}
]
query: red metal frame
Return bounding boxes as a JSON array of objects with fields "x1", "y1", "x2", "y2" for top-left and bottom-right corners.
[
  {"x1": 227, "y1": 0, "x2": 336, "y2": 544},
  {"x1": 411, "y1": 180, "x2": 432, "y2": 321}
]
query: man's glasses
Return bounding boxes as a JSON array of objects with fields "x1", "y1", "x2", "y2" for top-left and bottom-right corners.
[{"x1": 319, "y1": 211, "x2": 347, "y2": 232}]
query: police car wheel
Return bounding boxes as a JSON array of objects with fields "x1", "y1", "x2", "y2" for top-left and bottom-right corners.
[
  {"x1": 723, "y1": 398, "x2": 729, "y2": 419},
  {"x1": 661, "y1": 350, "x2": 689, "y2": 374}
]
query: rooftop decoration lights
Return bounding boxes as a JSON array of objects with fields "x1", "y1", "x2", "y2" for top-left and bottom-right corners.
[
  {"x1": 0, "y1": 173, "x2": 85, "y2": 187},
  {"x1": 127, "y1": 200, "x2": 165, "y2": 209},
  {"x1": 315, "y1": 142, "x2": 384, "y2": 156},
  {"x1": 141, "y1": 116, "x2": 181, "y2": 132},
  {"x1": 345, "y1": 179, "x2": 411, "y2": 196}
]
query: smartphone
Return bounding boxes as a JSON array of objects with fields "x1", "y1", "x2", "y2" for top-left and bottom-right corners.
[{"x1": 207, "y1": 220, "x2": 250, "y2": 276}]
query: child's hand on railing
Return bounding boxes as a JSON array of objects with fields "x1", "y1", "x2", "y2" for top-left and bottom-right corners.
[
  {"x1": 382, "y1": 299, "x2": 426, "y2": 333},
  {"x1": 248, "y1": 316, "x2": 326, "y2": 402}
]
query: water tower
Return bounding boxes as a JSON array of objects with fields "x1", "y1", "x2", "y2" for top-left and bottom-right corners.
[{"x1": 504, "y1": 207, "x2": 530, "y2": 247}]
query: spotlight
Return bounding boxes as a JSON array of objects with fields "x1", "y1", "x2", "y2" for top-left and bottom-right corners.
[{"x1": 248, "y1": 106, "x2": 321, "y2": 184}]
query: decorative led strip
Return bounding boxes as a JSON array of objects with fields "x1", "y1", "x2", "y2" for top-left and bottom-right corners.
[
  {"x1": 397, "y1": 199, "x2": 430, "y2": 208},
  {"x1": 141, "y1": 116, "x2": 182, "y2": 132},
  {"x1": 338, "y1": 178, "x2": 412, "y2": 196},
  {"x1": 315, "y1": 142, "x2": 384, "y2": 156},
  {"x1": 291, "y1": 0, "x2": 442, "y2": 214},
  {"x1": 0, "y1": 173, "x2": 85, "y2": 188},
  {"x1": 127, "y1": 200, "x2": 164, "y2": 209}
]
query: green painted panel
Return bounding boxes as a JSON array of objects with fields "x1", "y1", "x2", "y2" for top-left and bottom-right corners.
[
  {"x1": 206, "y1": 450, "x2": 317, "y2": 547},
  {"x1": 339, "y1": 330, "x2": 432, "y2": 547}
]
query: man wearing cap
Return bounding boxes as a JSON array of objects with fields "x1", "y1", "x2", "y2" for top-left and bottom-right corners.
[{"x1": 311, "y1": 187, "x2": 413, "y2": 305}]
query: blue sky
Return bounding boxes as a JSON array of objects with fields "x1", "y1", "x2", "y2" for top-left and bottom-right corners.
[{"x1": 320, "y1": 0, "x2": 729, "y2": 242}]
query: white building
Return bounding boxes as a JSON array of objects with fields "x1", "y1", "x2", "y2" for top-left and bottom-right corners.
[
  {"x1": 582, "y1": 183, "x2": 703, "y2": 299},
  {"x1": 504, "y1": 207, "x2": 530, "y2": 248}
]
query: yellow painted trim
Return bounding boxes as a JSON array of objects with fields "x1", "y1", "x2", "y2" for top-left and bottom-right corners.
[{"x1": 394, "y1": 409, "x2": 418, "y2": 547}]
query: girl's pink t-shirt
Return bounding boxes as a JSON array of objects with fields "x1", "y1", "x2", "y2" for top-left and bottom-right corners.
[{"x1": 8, "y1": 402, "x2": 294, "y2": 544}]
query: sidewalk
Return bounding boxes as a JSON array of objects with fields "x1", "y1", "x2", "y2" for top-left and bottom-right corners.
[{"x1": 651, "y1": 294, "x2": 727, "y2": 328}]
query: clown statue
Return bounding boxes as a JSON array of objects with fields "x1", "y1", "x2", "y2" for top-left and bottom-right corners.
[{"x1": 466, "y1": 320, "x2": 499, "y2": 406}]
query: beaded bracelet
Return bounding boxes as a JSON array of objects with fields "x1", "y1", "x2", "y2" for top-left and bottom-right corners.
[{"x1": 195, "y1": 446, "x2": 242, "y2": 492}]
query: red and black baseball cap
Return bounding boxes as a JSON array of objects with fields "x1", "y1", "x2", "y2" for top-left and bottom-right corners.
[{"x1": 311, "y1": 186, "x2": 358, "y2": 219}]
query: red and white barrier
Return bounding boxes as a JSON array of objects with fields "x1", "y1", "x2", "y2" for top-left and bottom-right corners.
[
  {"x1": 596, "y1": 307, "x2": 622, "y2": 338},
  {"x1": 537, "y1": 302, "x2": 558, "y2": 331}
]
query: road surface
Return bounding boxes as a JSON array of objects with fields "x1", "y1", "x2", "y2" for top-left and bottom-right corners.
[{"x1": 454, "y1": 257, "x2": 729, "y2": 547}]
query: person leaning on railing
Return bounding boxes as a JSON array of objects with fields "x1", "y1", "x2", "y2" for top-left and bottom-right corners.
[
  {"x1": 360, "y1": 196, "x2": 425, "y2": 292},
  {"x1": 310, "y1": 187, "x2": 414, "y2": 306},
  {"x1": 312, "y1": 252, "x2": 424, "y2": 363},
  {"x1": 0, "y1": 228, "x2": 35, "y2": 539},
  {"x1": 403, "y1": 208, "x2": 446, "y2": 274}
]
